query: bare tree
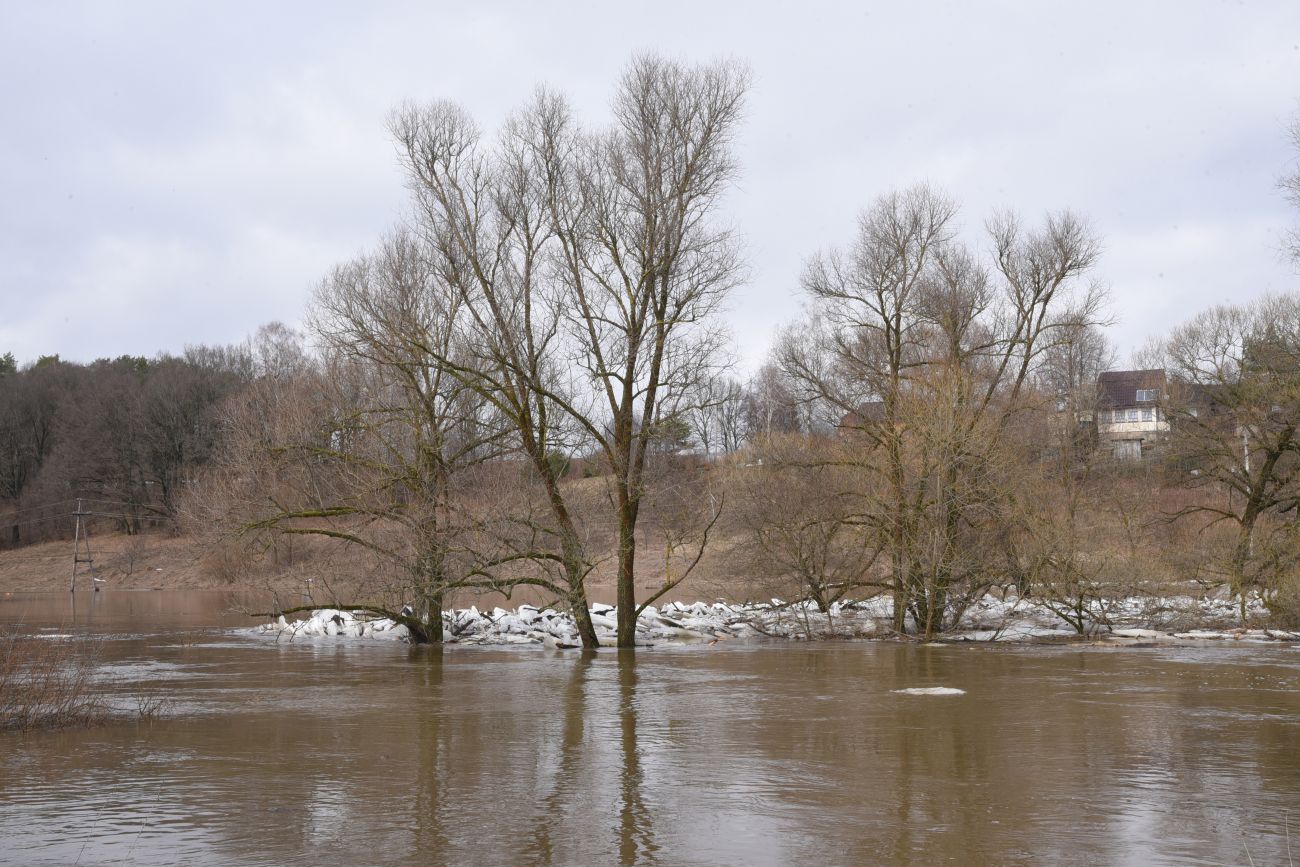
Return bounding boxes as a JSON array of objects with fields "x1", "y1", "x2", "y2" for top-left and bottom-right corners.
[
  {"x1": 388, "y1": 96, "x2": 605, "y2": 647},
  {"x1": 779, "y1": 185, "x2": 1106, "y2": 638},
  {"x1": 687, "y1": 374, "x2": 746, "y2": 455},
  {"x1": 1161, "y1": 293, "x2": 1300, "y2": 621},
  {"x1": 744, "y1": 363, "x2": 807, "y2": 440},
  {"x1": 1039, "y1": 321, "x2": 1115, "y2": 417},
  {"x1": 1013, "y1": 395, "x2": 1129, "y2": 635},
  {"x1": 390, "y1": 55, "x2": 749, "y2": 647},
  {"x1": 202, "y1": 236, "x2": 509, "y2": 643},
  {"x1": 728, "y1": 434, "x2": 884, "y2": 614}
]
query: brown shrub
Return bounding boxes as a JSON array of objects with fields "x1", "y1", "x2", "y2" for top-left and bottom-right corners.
[{"x1": 0, "y1": 632, "x2": 107, "y2": 732}]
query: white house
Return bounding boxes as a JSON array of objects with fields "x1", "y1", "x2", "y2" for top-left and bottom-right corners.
[{"x1": 1096, "y1": 369, "x2": 1170, "y2": 459}]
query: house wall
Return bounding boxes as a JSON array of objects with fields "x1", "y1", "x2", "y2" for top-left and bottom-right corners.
[{"x1": 1098, "y1": 419, "x2": 1169, "y2": 460}]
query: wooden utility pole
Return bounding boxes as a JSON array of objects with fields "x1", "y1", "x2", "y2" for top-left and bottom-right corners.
[{"x1": 70, "y1": 498, "x2": 95, "y2": 593}]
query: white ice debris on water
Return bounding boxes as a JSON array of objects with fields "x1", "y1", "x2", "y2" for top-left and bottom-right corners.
[
  {"x1": 255, "y1": 598, "x2": 875, "y2": 647},
  {"x1": 256, "y1": 609, "x2": 411, "y2": 642},
  {"x1": 252, "y1": 590, "x2": 1300, "y2": 648},
  {"x1": 893, "y1": 687, "x2": 966, "y2": 696}
]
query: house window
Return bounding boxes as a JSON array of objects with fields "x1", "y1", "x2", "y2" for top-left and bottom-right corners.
[
  {"x1": 1137, "y1": 388, "x2": 1158, "y2": 402},
  {"x1": 1126, "y1": 409, "x2": 1140, "y2": 422},
  {"x1": 1141, "y1": 408, "x2": 1154, "y2": 422}
]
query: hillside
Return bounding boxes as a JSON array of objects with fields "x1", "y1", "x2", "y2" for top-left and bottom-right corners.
[{"x1": 0, "y1": 525, "x2": 760, "y2": 608}]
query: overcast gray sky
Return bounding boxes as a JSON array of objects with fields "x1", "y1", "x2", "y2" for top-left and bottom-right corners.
[{"x1": 2, "y1": 1, "x2": 1298, "y2": 371}]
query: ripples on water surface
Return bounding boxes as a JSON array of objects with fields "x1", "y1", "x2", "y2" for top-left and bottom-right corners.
[{"x1": 2, "y1": 591, "x2": 1299, "y2": 866}]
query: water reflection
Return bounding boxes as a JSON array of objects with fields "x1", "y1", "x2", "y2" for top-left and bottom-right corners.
[
  {"x1": 411, "y1": 646, "x2": 450, "y2": 863},
  {"x1": 1, "y1": 594, "x2": 1299, "y2": 866},
  {"x1": 616, "y1": 651, "x2": 658, "y2": 865},
  {"x1": 519, "y1": 651, "x2": 589, "y2": 865}
]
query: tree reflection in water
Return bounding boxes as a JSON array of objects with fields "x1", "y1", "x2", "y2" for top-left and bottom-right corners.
[
  {"x1": 520, "y1": 652, "x2": 592, "y2": 864},
  {"x1": 616, "y1": 650, "x2": 658, "y2": 865}
]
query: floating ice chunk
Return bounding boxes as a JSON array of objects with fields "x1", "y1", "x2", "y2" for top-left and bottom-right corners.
[
  {"x1": 492, "y1": 614, "x2": 529, "y2": 634},
  {"x1": 892, "y1": 687, "x2": 966, "y2": 696}
]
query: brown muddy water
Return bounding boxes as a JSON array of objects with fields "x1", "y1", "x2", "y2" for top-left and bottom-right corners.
[{"x1": 1, "y1": 592, "x2": 1299, "y2": 866}]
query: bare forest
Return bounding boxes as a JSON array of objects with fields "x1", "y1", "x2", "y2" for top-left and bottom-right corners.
[{"x1": 5, "y1": 57, "x2": 1300, "y2": 645}]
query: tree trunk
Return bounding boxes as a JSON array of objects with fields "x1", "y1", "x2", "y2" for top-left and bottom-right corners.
[
  {"x1": 416, "y1": 549, "x2": 446, "y2": 643},
  {"x1": 891, "y1": 550, "x2": 908, "y2": 634},
  {"x1": 422, "y1": 591, "x2": 444, "y2": 644},
  {"x1": 570, "y1": 579, "x2": 600, "y2": 649},
  {"x1": 616, "y1": 512, "x2": 637, "y2": 648},
  {"x1": 1230, "y1": 518, "x2": 1256, "y2": 626}
]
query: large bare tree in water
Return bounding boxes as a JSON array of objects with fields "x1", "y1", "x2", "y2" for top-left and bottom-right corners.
[
  {"x1": 390, "y1": 54, "x2": 747, "y2": 647},
  {"x1": 778, "y1": 185, "x2": 1105, "y2": 638},
  {"x1": 202, "y1": 243, "x2": 507, "y2": 643}
]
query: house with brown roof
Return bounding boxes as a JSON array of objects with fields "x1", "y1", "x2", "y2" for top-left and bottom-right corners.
[{"x1": 1096, "y1": 369, "x2": 1169, "y2": 459}]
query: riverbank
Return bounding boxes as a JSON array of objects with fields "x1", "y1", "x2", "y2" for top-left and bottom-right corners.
[{"x1": 255, "y1": 592, "x2": 1300, "y2": 648}]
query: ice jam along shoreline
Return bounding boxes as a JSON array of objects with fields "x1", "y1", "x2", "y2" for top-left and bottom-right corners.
[{"x1": 254, "y1": 593, "x2": 1300, "y2": 647}]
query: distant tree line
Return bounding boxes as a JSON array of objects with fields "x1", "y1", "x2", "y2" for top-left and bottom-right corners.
[{"x1": 0, "y1": 345, "x2": 251, "y2": 545}]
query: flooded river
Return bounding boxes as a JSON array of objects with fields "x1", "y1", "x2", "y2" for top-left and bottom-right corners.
[{"x1": 2, "y1": 591, "x2": 1299, "y2": 866}]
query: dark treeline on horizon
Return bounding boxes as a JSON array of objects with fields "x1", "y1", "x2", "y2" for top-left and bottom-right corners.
[{"x1": 0, "y1": 342, "x2": 253, "y2": 545}]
